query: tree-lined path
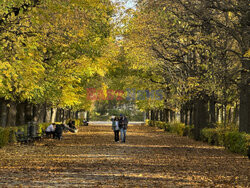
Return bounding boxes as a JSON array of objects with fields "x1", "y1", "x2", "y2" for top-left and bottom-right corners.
[{"x1": 0, "y1": 124, "x2": 249, "y2": 187}]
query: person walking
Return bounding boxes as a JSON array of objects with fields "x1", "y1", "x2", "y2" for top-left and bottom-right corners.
[
  {"x1": 119, "y1": 114, "x2": 128, "y2": 143},
  {"x1": 112, "y1": 116, "x2": 120, "y2": 142}
]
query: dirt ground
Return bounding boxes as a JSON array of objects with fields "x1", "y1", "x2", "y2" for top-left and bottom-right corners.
[{"x1": 0, "y1": 124, "x2": 249, "y2": 187}]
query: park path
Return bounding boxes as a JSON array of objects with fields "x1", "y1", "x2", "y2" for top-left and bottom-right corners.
[{"x1": 0, "y1": 124, "x2": 249, "y2": 187}]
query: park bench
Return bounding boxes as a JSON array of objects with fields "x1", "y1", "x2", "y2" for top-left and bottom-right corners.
[
  {"x1": 15, "y1": 122, "x2": 44, "y2": 143},
  {"x1": 15, "y1": 131, "x2": 32, "y2": 143}
]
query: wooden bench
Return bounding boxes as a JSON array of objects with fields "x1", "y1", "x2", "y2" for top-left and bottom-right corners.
[{"x1": 15, "y1": 131, "x2": 31, "y2": 143}]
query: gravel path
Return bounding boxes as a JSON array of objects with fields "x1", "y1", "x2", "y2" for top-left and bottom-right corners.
[{"x1": 0, "y1": 124, "x2": 249, "y2": 187}]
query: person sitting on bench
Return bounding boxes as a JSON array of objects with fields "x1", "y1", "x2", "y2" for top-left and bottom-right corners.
[
  {"x1": 54, "y1": 124, "x2": 63, "y2": 140},
  {"x1": 68, "y1": 120, "x2": 76, "y2": 129},
  {"x1": 83, "y1": 119, "x2": 88, "y2": 126},
  {"x1": 45, "y1": 123, "x2": 55, "y2": 138}
]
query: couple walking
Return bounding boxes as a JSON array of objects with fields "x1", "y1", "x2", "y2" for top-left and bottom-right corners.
[{"x1": 111, "y1": 114, "x2": 128, "y2": 143}]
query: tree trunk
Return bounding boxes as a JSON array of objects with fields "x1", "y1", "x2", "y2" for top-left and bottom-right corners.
[
  {"x1": 228, "y1": 108, "x2": 232, "y2": 124},
  {"x1": 209, "y1": 96, "x2": 216, "y2": 126},
  {"x1": 62, "y1": 109, "x2": 66, "y2": 123},
  {"x1": 25, "y1": 102, "x2": 33, "y2": 124},
  {"x1": 159, "y1": 110, "x2": 163, "y2": 121},
  {"x1": 189, "y1": 108, "x2": 193, "y2": 126},
  {"x1": 16, "y1": 102, "x2": 25, "y2": 126},
  {"x1": 170, "y1": 110, "x2": 175, "y2": 122},
  {"x1": 33, "y1": 104, "x2": 44, "y2": 123},
  {"x1": 0, "y1": 98, "x2": 8, "y2": 127},
  {"x1": 220, "y1": 105, "x2": 224, "y2": 123},
  {"x1": 146, "y1": 110, "x2": 149, "y2": 119},
  {"x1": 67, "y1": 109, "x2": 71, "y2": 119},
  {"x1": 164, "y1": 109, "x2": 170, "y2": 123},
  {"x1": 75, "y1": 111, "x2": 79, "y2": 119},
  {"x1": 37, "y1": 103, "x2": 46, "y2": 123},
  {"x1": 224, "y1": 104, "x2": 227, "y2": 127},
  {"x1": 216, "y1": 106, "x2": 219, "y2": 123},
  {"x1": 56, "y1": 108, "x2": 61, "y2": 122},
  {"x1": 180, "y1": 107, "x2": 185, "y2": 123},
  {"x1": 194, "y1": 98, "x2": 209, "y2": 140},
  {"x1": 155, "y1": 110, "x2": 159, "y2": 121},
  {"x1": 233, "y1": 102, "x2": 239, "y2": 125},
  {"x1": 51, "y1": 108, "x2": 57, "y2": 123},
  {"x1": 151, "y1": 110, "x2": 154, "y2": 121},
  {"x1": 44, "y1": 104, "x2": 52, "y2": 123},
  {"x1": 184, "y1": 108, "x2": 188, "y2": 125},
  {"x1": 86, "y1": 111, "x2": 90, "y2": 122},
  {"x1": 239, "y1": 57, "x2": 250, "y2": 133},
  {"x1": 6, "y1": 101, "x2": 17, "y2": 127}
]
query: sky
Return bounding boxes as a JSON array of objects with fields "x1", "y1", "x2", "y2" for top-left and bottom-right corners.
[
  {"x1": 112, "y1": 0, "x2": 137, "y2": 10},
  {"x1": 124, "y1": 0, "x2": 136, "y2": 9}
]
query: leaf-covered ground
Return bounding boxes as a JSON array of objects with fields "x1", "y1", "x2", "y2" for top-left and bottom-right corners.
[{"x1": 0, "y1": 124, "x2": 249, "y2": 187}]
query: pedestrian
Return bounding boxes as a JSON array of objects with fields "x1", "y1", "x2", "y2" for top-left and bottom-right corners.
[
  {"x1": 45, "y1": 123, "x2": 55, "y2": 138},
  {"x1": 112, "y1": 116, "x2": 120, "y2": 142},
  {"x1": 119, "y1": 114, "x2": 128, "y2": 143}
]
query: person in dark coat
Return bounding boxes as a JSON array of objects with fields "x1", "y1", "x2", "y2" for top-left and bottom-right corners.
[
  {"x1": 119, "y1": 114, "x2": 128, "y2": 143},
  {"x1": 54, "y1": 124, "x2": 63, "y2": 140}
]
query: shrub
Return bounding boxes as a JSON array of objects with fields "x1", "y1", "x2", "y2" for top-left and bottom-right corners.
[
  {"x1": 153, "y1": 121, "x2": 186, "y2": 136},
  {"x1": 183, "y1": 125, "x2": 194, "y2": 138},
  {"x1": 201, "y1": 128, "x2": 227, "y2": 146},
  {"x1": 201, "y1": 127, "x2": 250, "y2": 156},
  {"x1": 147, "y1": 120, "x2": 155, "y2": 127},
  {"x1": 74, "y1": 119, "x2": 82, "y2": 127},
  {"x1": 0, "y1": 128, "x2": 10, "y2": 148},
  {"x1": 8, "y1": 127, "x2": 17, "y2": 144},
  {"x1": 38, "y1": 123, "x2": 50, "y2": 134},
  {"x1": 170, "y1": 123, "x2": 185, "y2": 136},
  {"x1": 224, "y1": 131, "x2": 248, "y2": 155},
  {"x1": 201, "y1": 128, "x2": 217, "y2": 145},
  {"x1": 155, "y1": 121, "x2": 167, "y2": 129}
]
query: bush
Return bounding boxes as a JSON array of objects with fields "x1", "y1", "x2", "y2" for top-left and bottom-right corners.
[
  {"x1": 201, "y1": 128, "x2": 227, "y2": 146},
  {"x1": 8, "y1": 127, "x2": 17, "y2": 144},
  {"x1": 169, "y1": 123, "x2": 185, "y2": 136},
  {"x1": 183, "y1": 125, "x2": 194, "y2": 138},
  {"x1": 201, "y1": 128, "x2": 250, "y2": 155},
  {"x1": 38, "y1": 123, "x2": 50, "y2": 133},
  {"x1": 147, "y1": 120, "x2": 155, "y2": 127},
  {"x1": 151, "y1": 121, "x2": 187, "y2": 137},
  {"x1": 0, "y1": 128, "x2": 10, "y2": 148},
  {"x1": 155, "y1": 121, "x2": 167, "y2": 129},
  {"x1": 224, "y1": 131, "x2": 249, "y2": 155}
]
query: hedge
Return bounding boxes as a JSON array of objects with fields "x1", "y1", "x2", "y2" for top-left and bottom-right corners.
[
  {"x1": 0, "y1": 127, "x2": 18, "y2": 148},
  {"x1": 147, "y1": 120, "x2": 250, "y2": 156},
  {"x1": 146, "y1": 120, "x2": 194, "y2": 138},
  {"x1": 201, "y1": 128, "x2": 250, "y2": 155}
]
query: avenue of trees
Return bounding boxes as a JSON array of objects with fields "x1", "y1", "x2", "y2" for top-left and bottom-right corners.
[
  {"x1": 0, "y1": 0, "x2": 117, "y2": 126},
  {"x1": 0, "y1": 0, "x2": 249, "y2": 139},
  {"x1": 117, "y1": 0, "x2": 249, "y2": 138}
]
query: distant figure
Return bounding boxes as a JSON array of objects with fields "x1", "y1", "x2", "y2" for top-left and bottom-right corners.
[
  {"x1": 119, "y1": 114, "x2": 128, "y2": 143},
  {"x1": 112, "y1": 116, "x2": 120, "y2": 142},
  {"x1": 54, "y1": 124, "x2": 63, "y2": 140},
  {"x1": 83, "y1": 119, "x2": 88, "y2": 126},
  {"x1": 45, "y1": 123, "x2": 55, "y2": 138},
  {"x1": 68, "y1": 120, "x2": 76, "y2": 129}
]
